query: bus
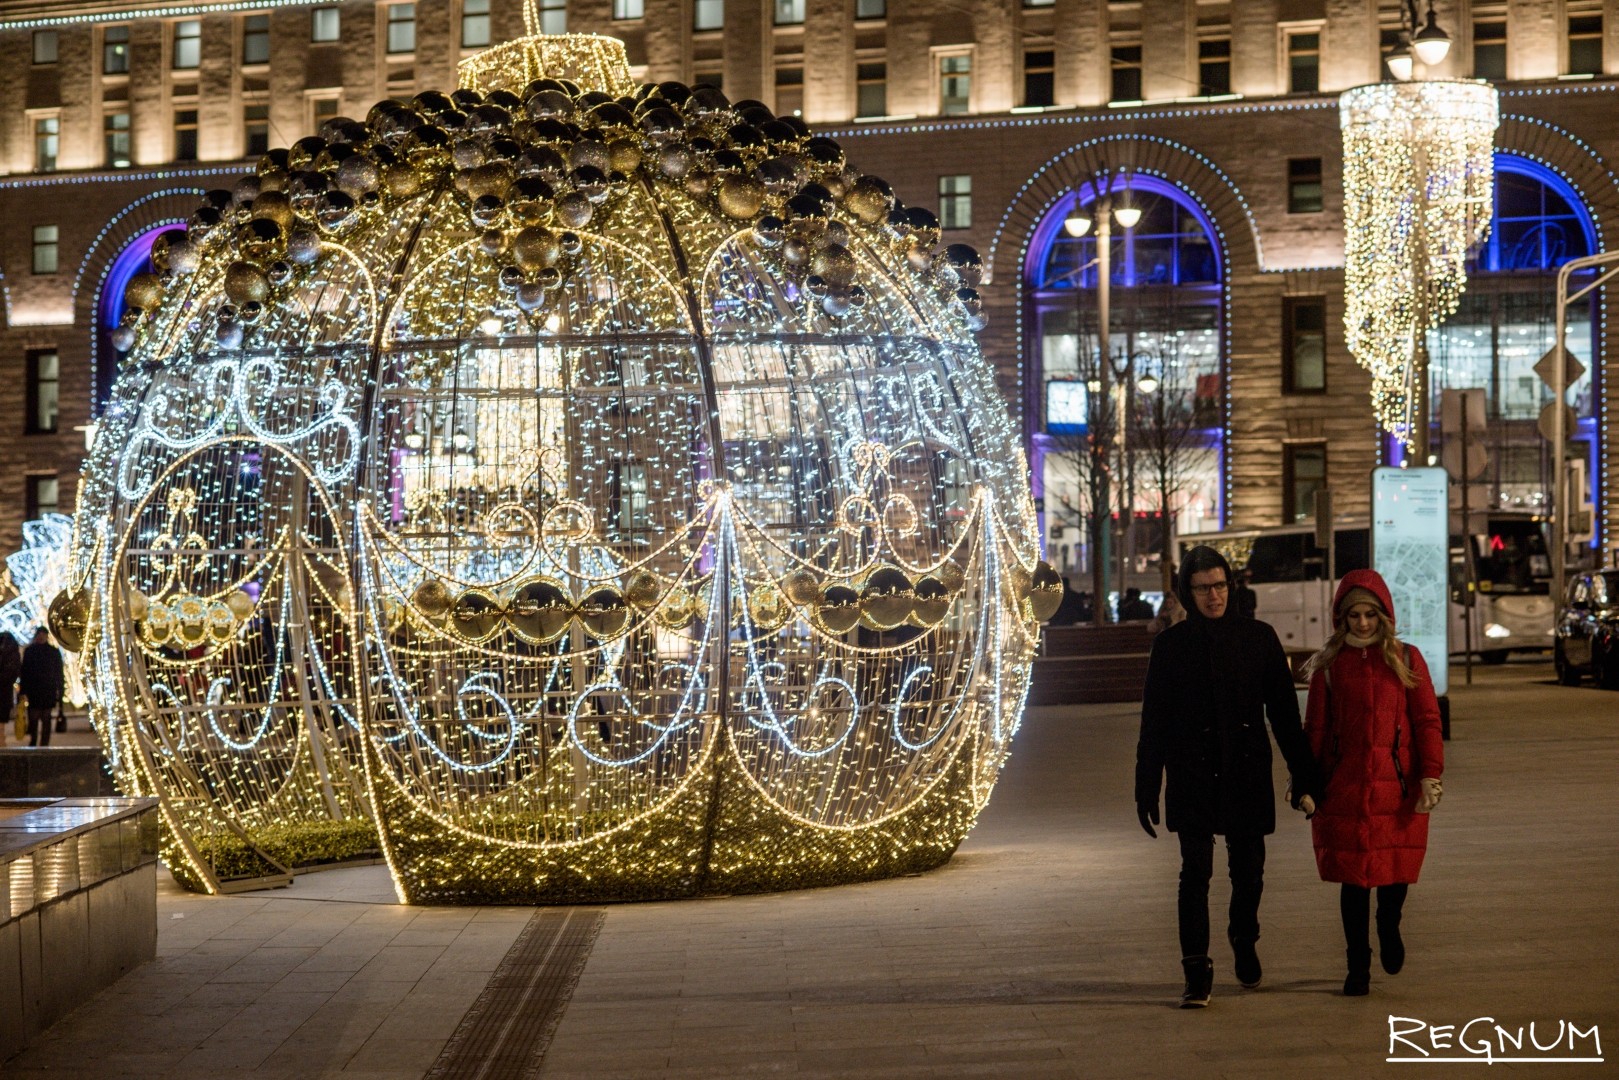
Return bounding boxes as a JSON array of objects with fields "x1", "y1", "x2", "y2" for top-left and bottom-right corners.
[{"x1": 1179, "y1": 511, "x2": 1553, "y2": 659}]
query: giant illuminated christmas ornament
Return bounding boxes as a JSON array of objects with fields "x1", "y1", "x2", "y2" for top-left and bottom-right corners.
[
  {"x1": 57, "y1": 14, "x2": 1057, "y2": 903},
  {"x1": 1, "y1": 514, "x2": 89, "y2": 707}
]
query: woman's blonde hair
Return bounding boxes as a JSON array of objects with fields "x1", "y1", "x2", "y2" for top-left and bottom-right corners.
[{"x1": 1301, "y1": 596, "x2": 1418, "y2": 688}]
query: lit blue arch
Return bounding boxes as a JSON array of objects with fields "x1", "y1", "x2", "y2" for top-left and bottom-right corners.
[
  {"x1": 1473, "y1": 152, "x2": 1599, "y2": 272},
  {"x1": 92, "y1": 223, "x2": 181, "y2": 413},
  {"x1": 1022, "y1": 173, "x2": 1225, "y2": 288}
]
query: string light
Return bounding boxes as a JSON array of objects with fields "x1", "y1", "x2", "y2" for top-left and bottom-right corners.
[
  {"x1": 53, "y1": 15, "x2": 1061, "y2": 903},
  {"x1": 1340, "y1": 80, "x2": 1499, "y2": 449}
]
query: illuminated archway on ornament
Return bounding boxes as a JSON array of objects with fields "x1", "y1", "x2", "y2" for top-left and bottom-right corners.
[{"x1": 95, "y1": 226, "x2": 174, "y2": 412}]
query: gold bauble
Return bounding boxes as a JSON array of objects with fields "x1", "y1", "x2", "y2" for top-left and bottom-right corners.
[
  {"x1": 379, "y1": 595, "x2": 407, "y2": 634},
  {"x1": 127, "y1": 587, "x2": 150, "y2": 623},
  {"x1": 607, "y1": 138, "x2": 643, "y2": 174},
  {"x1": 249, "y1": 190, "x2": 295, "y2": 228},
  {"x1": 624, "y1": 570, "x2": 661, "y2": 610},
  {"x1": 465, "y1": 161, "x2": 515, "y2": 200},
  {"x1": 449, "y1": 589, "x2": 503, "y2": 643},
  {"x1": 815, "y1": 583, "x2": 861, "y2": 635},
  {"x1": 809, "y1": 244, "x2": 857, "y2": 289},
  {"x1": 1027, "y1": 561, "x2": 1063, "y2": 622},
  {"x1": 654, "y1": 587, "x2": 697, "y2": 629},
  {"x1": 508, "y1": 578, "x2": 573, "y2": 644},
  {"x1": 143, "y1": 601, "x2": 174, "y2": 645},
  {"x1": 859, "y1": 565, "x2": 913, "y2": 631},
  {"x1": 383, "y1": 162, "x2": 423, "y2": 198},
  {"x1": 578, "y1": 586, "x2": 629, "y2": 639},
  {"x1": 910, "y1": 575, "x2": 951, "y2": 628},
  {"x1": 224, "y1": 589, "x2": 256, "y2": 621},
  {"x1": 716, "y1": 175, "x2": 765, "y2": 220},
  {"x1": 206, "y1": 601, "x2": 236, "y2": 644},
  {"x1": 237, "y1": 218, "x2": 286, "y2": 263},
  {"x1": 843, "y1": 178, "x2": 892, "y2": 224},
  {"x1": 935, "y1": 560, "x2": 966, "y2": 594},
  {"x1": 781, "y1": 568, "x2": 820, "y2": 606},
  {"x1": 223, "y1": 261, "x2": 271, "y2": 305},
  {"x1": 747, "y1": 585, "x2": 791, "y2": 630},
  {"x1": 124, "y1": 272, "x2": 164, "y2": 311},
  {"x1": 412, "y1": 578, "x2": 454, "y2": 620},
  {"x1": 47, "y1": 587, "x2": 91, "y2": 653},
  {"x1": 512, "y1": 226, "x2": 563, "y2": 270},
  {"x1": 175, "y1": 595, "x2": 209, "y2": 647}
]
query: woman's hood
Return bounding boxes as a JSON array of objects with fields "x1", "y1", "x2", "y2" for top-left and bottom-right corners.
[{"x1": 1333, "y1": 568, "x2": 1396, "y2": 624}]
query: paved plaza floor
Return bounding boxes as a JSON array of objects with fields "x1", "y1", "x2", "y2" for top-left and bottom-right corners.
[{"x1": 4, "y1": 658, "x2": 1615, "y2": 1079}]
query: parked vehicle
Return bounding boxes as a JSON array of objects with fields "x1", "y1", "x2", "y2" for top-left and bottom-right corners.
[
  {"x1": 1180, "y1": 511, "x2": 1553, "y2": 657},
  {"x1": 1554, "y1": 569, "x2": 1619, "y2": 689}
]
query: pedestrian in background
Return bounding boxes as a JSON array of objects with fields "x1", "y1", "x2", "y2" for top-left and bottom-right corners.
[
  {"x1": 1300, "y1": 569, "x2": 1444, "y2": 996},
  {"x1": 19, "y1": 627, "x2": 64, "y2": 748},
  {"x1": 1232, "y1": 569, "x2": 1259, "y2": 619},
  {"x1": 1135, "y1": 545, "x2": 1321, "y2": 1008},
  {"x1": 0, "y1": 632, "x2": 19, "y2": 746}
]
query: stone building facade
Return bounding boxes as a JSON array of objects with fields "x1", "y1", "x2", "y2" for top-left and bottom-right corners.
[{"x1": 0, "y1": 0, "x2": 1613, "y2": 571}]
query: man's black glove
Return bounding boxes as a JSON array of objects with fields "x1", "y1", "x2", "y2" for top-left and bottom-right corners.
[{"x1": 1136, "y1": 801, "x2": 1159, "y2": 839}]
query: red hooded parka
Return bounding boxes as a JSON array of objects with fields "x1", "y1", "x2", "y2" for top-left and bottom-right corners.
[{"x1": 1304, "y1": 569, "x2": 1445, "y2": 888}]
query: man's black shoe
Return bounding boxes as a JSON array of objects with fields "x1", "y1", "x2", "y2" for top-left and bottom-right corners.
[{"x1": 1180, "y1": 956, "x2": 1213, "y2": 1008}]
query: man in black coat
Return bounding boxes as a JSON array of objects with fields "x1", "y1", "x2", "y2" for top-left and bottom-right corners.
[
  {"x1": 19, "y1": 627, "x2": 64, "y2": 748},
  {"x1": 1134, "y1": 545, "x2": 1319, "y2": 1008}
]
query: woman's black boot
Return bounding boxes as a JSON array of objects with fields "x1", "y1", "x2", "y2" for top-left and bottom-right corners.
[
  {"x1": 1377, "y1": 912, "x2": 1405, "y2": 975},
  {"x1": 1180, "y1": 956, "x2": 1213, "y2": 1008},
  {"x1": 1344, "y1": 948, "x2": 1372, "y2": 996}
]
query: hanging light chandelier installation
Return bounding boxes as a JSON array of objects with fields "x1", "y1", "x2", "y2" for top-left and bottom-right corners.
[
  {"x1": 1340, "y1": 77, "x2": 1498, "y2": 453},
  {"x1": 53, "y1": 13, "x2": 1059, "y2": 904}
]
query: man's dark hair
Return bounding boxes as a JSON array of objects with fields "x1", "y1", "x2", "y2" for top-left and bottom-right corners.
[
  {"x1": 1176, "y1": 545, "x2": 1233, "y2": 610},
  {"x1": 33, "y1": 627, "x2": 48, "y2": 640}
]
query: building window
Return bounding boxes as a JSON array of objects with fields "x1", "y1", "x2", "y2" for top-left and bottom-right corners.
[
  {"x1": 245, "y1": 103, "x2": 270, "y2": 156},
  {"x1": 1199, "y1": 39, "x2": 1231, "y2": 96},
  {"x1": 312, "y1": 6, "x2": 341, "y2": 42},
  {"x1": 775, "y1": 66, "x2": 803, "y2": 116},
  {"x1": 103, "y1": 25, "x2": 131, "y2": 74},
  {"x1": 1287, "y1": 31, "x2": 1320, "y2": 93},
  {"x1": 175, "y1": 109, "x2": 199, "y2": 161},
  {"x1": 1283, "y1": 296, "x2": 1327, "y2": 393},
  {"x1": 1110, "y1": 45, "x2": 1142, "y2": 101},
  {"x1": 856, "y1": 62, "x2": 886, "y2": 117},
  {"x1": 610, "y1": 462, "x2": 650, "y2": 533},
  {"x1": 104, "y1": 109, "x2": 132, "y2": 168},
  {"x1": 939, "y1": 175, "x2": 971, "y2": 230},
  {"x1": 172, "y1": 19, "x2": 201, "y2": 69},
  {"x1": 242, "y1": 14, "x2": 270, "y2": 64},
  {"x1": 1569, "y1": 16, "x2": 1603, "y2": 75},
  {"x1": 387, "y1": 4, "x2": 416, "y2": 54},
  {"x1": 939, "y1": 53, "x2": 971, "y2": 114},
  {"x1": 1023, "y1": 49, "x2": 1055, "y2": 107},
  {"x1": 1025, "y1": 0, "x2": 1055, "y2": 6},
  {"x1": 1473, "y1": 21, "x2": 1506, "y2": 80},
  {"x1": 33, "y1": 225, "x2": 58, "y2": 275},
  {"x1": 694, "y1": 0, "x2": 723, "y2": 31},
  {"x1": 458, "y1": 0, "x2": 490, "y2": 44},
  {"x1": 1283, "y1": 444, "x2": 1327, "y2": 523},
  {"x1": 612, "y1": 0, "x2": 644, "y2": 17},
  {"x1": 34, "y1": 117, "x2": 59, "y2": 173},
  {"x1": 775, "y1": 0, "x2": 805, "y2": 25},
  {"x1": 537, "y1": 0, "x2": 565, "y2": 34},
  {"x1": 856, "y1": 0, "x2": 885, "y2": 17},
  {"x1": 310, "y1": 95, "x2": 340, "y2": 131},
  {"x1": 1288, "y1": 157, "x2": 1323, "y2": 214},
  {"x1": 26, "y1": 476, "x2": 60, "y2": 521},
  {"x1": 32, "y1": 30, "x2": 58, "y2": 65},
  {"x1": 26, "y1": 351, "x2": 60, "y2": 435}
]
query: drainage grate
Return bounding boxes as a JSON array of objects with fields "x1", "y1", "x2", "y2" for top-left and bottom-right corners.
[{"x1": 426, "y1": 907, "x2": 606, "y2": 1080}]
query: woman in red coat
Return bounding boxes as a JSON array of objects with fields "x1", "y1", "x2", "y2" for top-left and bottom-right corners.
[{"x1": 1300, "y1": 569, "x2": 1444, "y2": 996}]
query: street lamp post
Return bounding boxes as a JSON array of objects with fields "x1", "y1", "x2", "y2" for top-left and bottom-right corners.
[{"x1": 1065, "y1": 182, "x2": 1140, "y2": 624}]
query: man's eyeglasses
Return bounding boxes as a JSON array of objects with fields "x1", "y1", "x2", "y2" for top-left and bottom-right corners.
[{"x1": 1190, "y1": 582, "x2": 1230, "y2": 597}]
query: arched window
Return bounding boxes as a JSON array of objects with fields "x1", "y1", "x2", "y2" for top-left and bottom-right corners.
[
  {"x1": 1429, "y1": 154, "x2": 1598, "y2": 511},
  {"x1": 94, "y1": 226, "x2": 169, "y2": 415},
  {"x1": 1025, "y1": 176, "x2": 1226, "y2": 583}
]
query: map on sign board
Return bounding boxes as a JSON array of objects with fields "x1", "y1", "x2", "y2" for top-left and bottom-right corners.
[{"x1": 1371, "y1": 466, "x2": 1450, "y2": 697}]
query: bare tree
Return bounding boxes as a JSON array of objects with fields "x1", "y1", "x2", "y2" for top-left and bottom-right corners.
[{"x1": 1129, "y1": 329, "x2": 1205, "y2": 596}]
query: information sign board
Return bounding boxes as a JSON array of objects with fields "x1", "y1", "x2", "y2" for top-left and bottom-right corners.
[{"x1": 1371, "y1": 466, "x2": 1449, "y2": 697}]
